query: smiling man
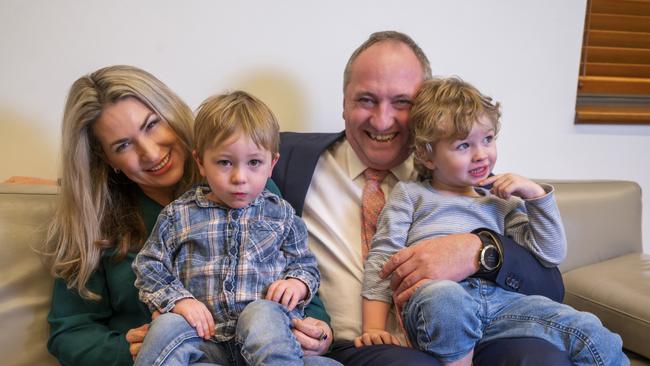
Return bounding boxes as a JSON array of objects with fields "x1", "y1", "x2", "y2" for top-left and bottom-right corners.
[{"x1": 272, "y1": 31, "x2": 570, "y2": 366}]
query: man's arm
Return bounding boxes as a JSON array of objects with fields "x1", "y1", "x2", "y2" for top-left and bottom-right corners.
[
  {"x1": 381, "y1": 233, "x2": 481, "y2": 307},
  {"x1": 381, "y1": 231, "x2": 565, "y2": 307}
]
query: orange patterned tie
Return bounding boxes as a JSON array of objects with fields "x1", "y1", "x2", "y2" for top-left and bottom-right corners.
[{"x1": 361, "y1": 168, "x2": 389, "y2": 260}]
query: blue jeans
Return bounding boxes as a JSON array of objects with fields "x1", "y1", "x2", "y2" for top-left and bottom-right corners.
[
  {"x1": 135, "y1": 299, "x2": 341, "y2": 366},
  {"x1": 403, "y1": 278, "x2": 628, "y2": 366}
]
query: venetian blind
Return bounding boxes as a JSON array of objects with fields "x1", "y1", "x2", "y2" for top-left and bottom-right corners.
[{"x1": 575, "y1": 0, "x2": 650, "y2": 124}]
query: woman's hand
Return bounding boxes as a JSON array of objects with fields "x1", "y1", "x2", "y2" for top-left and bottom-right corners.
[
  {"x1": 292, "y1": 317, "x2": 333, "y2": 356},
  {"x1": 125, "y1": 323, "x2": 149, "y2": 361},
  {"x1": 125, "y1": 310, "x2": 160, "y2": 360}
]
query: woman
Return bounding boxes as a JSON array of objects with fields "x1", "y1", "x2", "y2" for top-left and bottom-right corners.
[{"x1": 45, "y1": 65, "x2": 334, "y2": 365}]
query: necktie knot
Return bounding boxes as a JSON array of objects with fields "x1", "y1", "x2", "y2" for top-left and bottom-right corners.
[{"x1": 363, "y1": 168, "x2": 389, "y2": 183}]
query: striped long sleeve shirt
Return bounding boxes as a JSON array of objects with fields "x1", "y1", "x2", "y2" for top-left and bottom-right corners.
[{"x1": 362, "y1": 180, "x2": 566, "y2": 303}]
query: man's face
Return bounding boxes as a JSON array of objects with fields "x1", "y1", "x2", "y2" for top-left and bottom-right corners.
[{"x1": 343, "y1": 41, "x2": 424, "y2": 170}]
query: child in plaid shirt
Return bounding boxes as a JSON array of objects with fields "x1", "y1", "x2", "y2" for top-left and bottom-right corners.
[{"x1": 133, "y1": 91, "x2": 334, "y2": 366}]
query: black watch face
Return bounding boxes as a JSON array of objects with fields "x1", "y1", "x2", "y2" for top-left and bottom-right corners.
[{"x1": 483, "y1": 246, "x2": 499, "y2": 270}]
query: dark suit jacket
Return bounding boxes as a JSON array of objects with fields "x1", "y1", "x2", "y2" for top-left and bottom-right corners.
[{"x1": 272, "y1": 131, "x2": 564, "y2": 302}]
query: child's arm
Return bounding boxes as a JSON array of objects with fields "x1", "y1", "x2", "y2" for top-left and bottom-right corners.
[
  {"x1": 132, "y1": 208, "x2": 195, "y2": 315},
  {"x1": 275, "y1": 203, "x2": 320, "y2": 305},
  {"x1": 480, "y1": 173, "x2": 567, "y2": 266},
  {"x1": 354, "y1": 299, "x2": 401, "y2": 347}
]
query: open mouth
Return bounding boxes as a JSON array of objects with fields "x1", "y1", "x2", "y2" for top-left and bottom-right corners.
[
  {"x1": 367, "y1": 132, "x2": 397, "y2": 142},
  {"x1": 147, "y1": 152, "x2": 171, "y2": 172},
  {"x1": 469, "y1": 166, "x2": 488, "y2": 177}
]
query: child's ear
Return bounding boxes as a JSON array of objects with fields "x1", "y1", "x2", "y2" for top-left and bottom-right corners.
[
  {"x1": 269, "y1": 153, "x2": 280, "y2": 176},
  {"x1": 192, "y1": 150, "x2": 206, "y2": 177},
  {"x1": 415, "y1": 147, "x2": 436, "y2": 171}
]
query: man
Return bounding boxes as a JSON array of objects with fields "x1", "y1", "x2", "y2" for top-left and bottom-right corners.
[{"x1": 273, "y1": 31, "x2": 569, "y2": 365}]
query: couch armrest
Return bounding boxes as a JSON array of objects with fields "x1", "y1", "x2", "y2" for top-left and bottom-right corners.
[
  {"x1": 537, "y1": 180, "x2": 642, "y2": 273},
  {"x1": 0, "y1": 183, "x2": 59, "y2": 366}
]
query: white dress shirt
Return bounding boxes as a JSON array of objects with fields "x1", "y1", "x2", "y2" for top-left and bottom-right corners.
[{"x1": 302, "y1": 138, "x2": 416, "y2": 342}]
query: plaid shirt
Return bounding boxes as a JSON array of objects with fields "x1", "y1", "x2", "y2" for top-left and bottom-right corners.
[{"x1": 133, "y1": 185, "x2": 320, "y2": 341}]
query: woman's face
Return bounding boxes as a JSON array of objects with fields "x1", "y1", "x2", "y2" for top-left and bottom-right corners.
[{"x1": 92, "y1": 97, "x2": 186, "y2": 204}]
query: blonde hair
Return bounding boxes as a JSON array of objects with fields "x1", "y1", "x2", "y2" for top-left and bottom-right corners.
[
  {"x1": 409, "y1": 76, "x2": 501, "y2": 178},
  {"x1": 45, "y1": 65, "x2": 200, "y2": 300},
  {"x1": 343, "y1": 30, "x2": 432, "y2": 91},
  {"x1": 194, "y1": 90, "x2": 279, "y2": 160}
]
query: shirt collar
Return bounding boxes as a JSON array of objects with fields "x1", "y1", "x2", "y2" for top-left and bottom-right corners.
[{"x1": 340, "y1": 139, "x2": 415, "y2": 182}]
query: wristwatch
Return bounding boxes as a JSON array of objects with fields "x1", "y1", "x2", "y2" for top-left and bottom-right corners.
[{"x1": 474, "y1": 230, "x2": 503, "y2": 274}]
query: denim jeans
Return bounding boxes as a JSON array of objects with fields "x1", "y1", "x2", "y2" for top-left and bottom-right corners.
[
  {"x1": 135, "y1": 299, "x2": 342, "y2": 366},
  {"x1": 402, "y1": 278, "x2": 629, "y2": 366}
]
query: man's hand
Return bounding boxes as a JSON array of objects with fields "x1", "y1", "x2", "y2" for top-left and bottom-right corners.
[
  {"x1": 291, "y1": 317, "x2": 333, "y2": 356},
  {"x1": 125, "y1": 323, "x2": 149, "y2": 361},
  {"x1": 172, "y1": 298, "x2": 215, "y2": 340},
  {"x1": 480, "y1": 173, "x2": 545, "y2": 200},
  {"x1": 354, "y1": 329, "x2": 401, "y2": 348},
  {"x1": 265, "y1": 278, "x2": 308, "y2": 311},
  {"x1": 380, "y1": 233, "x2": 481, "y2": 307}
]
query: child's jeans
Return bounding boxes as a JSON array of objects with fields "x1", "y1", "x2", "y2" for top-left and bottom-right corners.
[
  {"x1": 135, "y1": 299, "x2": 341, "y2": 366},
  {"x1": 402, "y1": 278, "x2": 629, "y2": 366}
]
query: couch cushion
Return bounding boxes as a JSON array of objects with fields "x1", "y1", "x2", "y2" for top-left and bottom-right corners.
[
  {"x1": 563, "y1": 253, "x2": 650, "y2": 358},
  {"x1": 0, "y1": 184, "x2": 59, "y2": 365}
]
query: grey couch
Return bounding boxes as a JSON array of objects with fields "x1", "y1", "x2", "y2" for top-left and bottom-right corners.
[{"x1": 0, "y1": 181, "x2": 648, "y2": 365}]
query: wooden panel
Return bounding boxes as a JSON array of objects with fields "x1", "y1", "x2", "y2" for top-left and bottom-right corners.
[
  {"x1": 582, "y1": 46, "x2": 650, "y2": 65},
  {"x1": 578, "y1": 76, "x2": 650, "y2": 94},
  {"x1": 591, "y1": 0, "x2": 650, "y2": 17},
  {"x1": 590, "y1": 14, "x2": 650, "y2": 33},
  {"x1": 575, "y1": 0, "x2": 650, "y2": 124},
  {"x1": 581, "y1": 62, "x2": 650, "y2": 78},
  {"x1": 586, "y1": 30, "x2": 650, "y2": 49},
  {"x1": 576, "y1": 104, "x2": 650, "y2": 124}
]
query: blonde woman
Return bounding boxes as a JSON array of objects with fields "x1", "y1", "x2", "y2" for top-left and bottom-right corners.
[
  {"x1": 45, "y1": 65, "x2": 200, "y2": 365},
  {"x1": 45, "y1": 65, "x2": 333, "y2": 365}
]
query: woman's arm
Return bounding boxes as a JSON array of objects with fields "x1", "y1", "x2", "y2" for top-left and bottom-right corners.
[{"x1": 47, "y1": 268, "x2": 143, "y2": 366}]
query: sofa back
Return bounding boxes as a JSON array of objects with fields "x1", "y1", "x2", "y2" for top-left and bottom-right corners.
[
  {"x1": 0, "y1": 184, "x2": 58, "y2": 365},
  {"x1": 0, "y1": 180, "x2": 644, "y2": 365},
  {"x1": 546, "y1": 180, "x2": 643, "y2": 273}
]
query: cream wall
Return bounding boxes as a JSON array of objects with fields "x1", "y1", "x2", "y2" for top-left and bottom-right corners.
[{"x1": 1, "y1": 0, "x2": 649, "y2": 253}]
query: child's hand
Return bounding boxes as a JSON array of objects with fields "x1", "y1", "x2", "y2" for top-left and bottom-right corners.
[
  {"x1": 171, "y1": 298, "x2": 215, "y2": 340},
  {"x1": 480, "y1": 173, "x2": 545, "y2": 200},
  {"x1": 265, "y1": 278, "x2": 308, "y2": 311},
  {"x1": 354, "y1": 329, "x2": 402, "y2": 348}
]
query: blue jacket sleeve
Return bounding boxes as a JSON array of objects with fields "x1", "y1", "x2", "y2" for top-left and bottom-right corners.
[{"x1": 481, "y1": 229, "x2": 565, "y2": 302}]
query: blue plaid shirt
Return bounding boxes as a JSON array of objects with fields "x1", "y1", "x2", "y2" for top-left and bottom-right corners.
[{"x1": 133, "y1": 185, "x2": 320, "y2": 341}]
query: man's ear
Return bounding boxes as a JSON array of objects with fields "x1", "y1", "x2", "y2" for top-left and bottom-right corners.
[{"x1": 192, "y1": 150, "x2": 206, "y2": 177}]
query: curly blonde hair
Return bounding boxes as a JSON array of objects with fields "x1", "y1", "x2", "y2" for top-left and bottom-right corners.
[{"x1": 409, "y1": 76, "x2": 501, "y2": 179}]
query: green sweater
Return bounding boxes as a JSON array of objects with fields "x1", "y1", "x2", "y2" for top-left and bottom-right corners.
[{"x1": 47, "y1": 182, "x2": 330, "y2": 365}]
